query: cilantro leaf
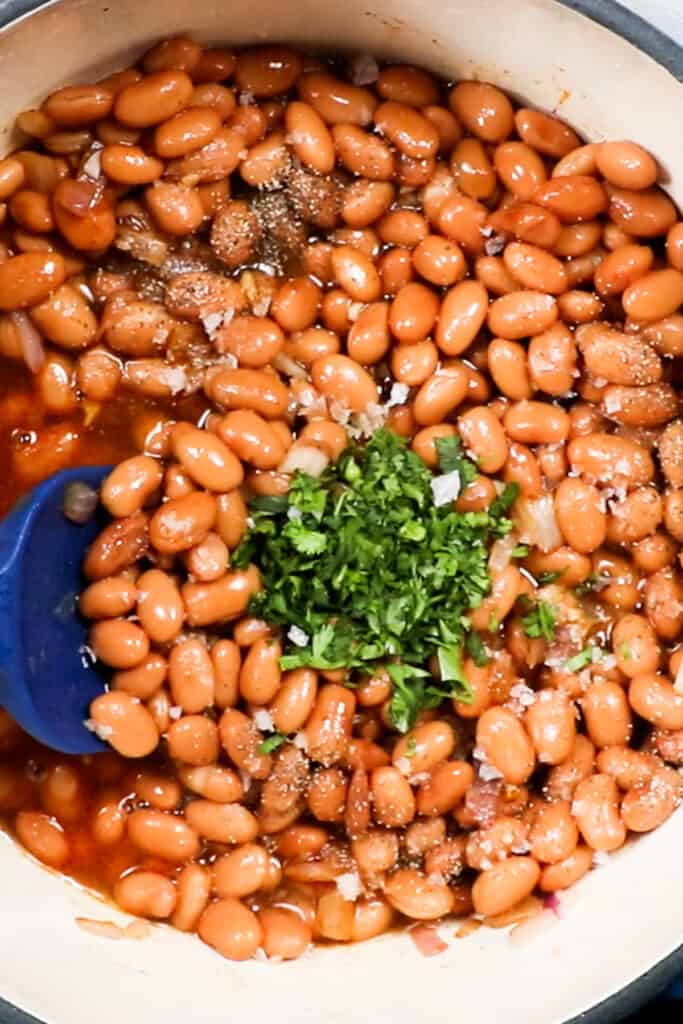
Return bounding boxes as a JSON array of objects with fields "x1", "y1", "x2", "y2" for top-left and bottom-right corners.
[
  {"x1": 434, "y1": 435, "x2": 478, "y2": 486},
  {"x1": 235, "y1": 429, "x2": 513, "y2": 733},
  {"x1": 257, "y1": 732, "x2": 287, "y2": 754},
  {"x1": 466, "y1": 630, "x2": 490, "y2": 667},
  {"x1": 522, "y1": 600, "x2": 557, "y2": 641},
  {"x1": 565, "y1": 646, "x2": 594, "y2": 672},
  {"x1": 537, "y1": 570, "x2": 562, "y2": 586}
]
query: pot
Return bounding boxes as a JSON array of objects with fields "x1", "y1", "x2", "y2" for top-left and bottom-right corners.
[{"x1": 0, "y1": 1, "x2": 682, "y2": 1021}]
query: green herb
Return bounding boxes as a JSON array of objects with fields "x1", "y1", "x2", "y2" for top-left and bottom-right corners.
[
  {"x1": 575, "y1": 572, "x2": 603, "y2": 597},
  {"x1": 257, "y1": 732, "x2": 287, "y2": 754},
  {"x1": 565, "y1": 646, "x2": 594, "y2": 673},
  {"x1": 434, "y1": 434, "x2": 478, "y2": 487},
  {"x1": 511, "y1": 544, "x2": 529, "y2": 558},
  {"x1": 619, "y1": 643, "x2": 632, "y2": 661},
  {"x1": 466, "y1": 630, "x2": 490, "y2": 667},
  {"x1": 489, "y1": 482, "x2": 520, "y2": 518},
  {"x1": 522, "y1": 600, "x2": 557, "y2": 641},
  {"x1": 235, "y1": 430, "x2": 514, "y2": 731},
  {"x1": 537, "y1": 570, "x2": 562, "y2": 586},
  {"x1": 405, "y1": 737, "x2": 417, "y2": 758}
]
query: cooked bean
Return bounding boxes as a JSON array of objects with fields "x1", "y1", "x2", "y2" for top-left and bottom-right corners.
[
  {"x1": 15, "y1": 811, "x2": 70, "y2": 867},
  {"x1": 168, "y1": 638, "x2": 215, "y2": 712},
  {"x1": 476, "y1": 706, "x2": 535, "y2": 784},
  {"x1": 384, "y1": 868, "x2": 454, "y2": 920},
  {"x1": 182, "y1": 566, "x2": 261, "y2": 627},
  {"x1": 488, "y1": 291, "x2": 558, "y2": 340},
  {"x1": 198, "y1": 897, "x2": 263, "y2": 961},
  {"x1": 472, "y1": 856, "x2": 540, "y2": 917},
  {"x1": 185, "y1": 799, "x2": 258, "y2": 844},
  {"x1": 629, "y1": 674, "x2": 683, "y2": 730},
  {"x1": 572, "y1": 774, "x2": 627, "y2": 851},
  {"x1": 89, "y1": 692, "x2": 159, "y2": 758},
  {"x1": 449, "y1": 81, "x2": 513, "y2": 143},
  {"x1": 596, "y1": 141, "x2": 658, "y2": 190}
]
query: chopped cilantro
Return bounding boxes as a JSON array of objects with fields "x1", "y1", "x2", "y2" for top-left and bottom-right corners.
[
  {"x1": 235, "y1": 430, "x2": 513, "y2": 731},
  {"x1": 466, "y1": 630, "x2": 490, "y2": 667},
  {"x1": 405, "y1": 737, "x2": 417, "y2": 758},
  {"x1": 565, "y1": 646, "x2": 594, "y2": 673},
  {"x1": 619, "y1": 643, "x2": 632, "y2": 661},
  {"x1": 537, "y1": 570, "x2": 562, "y2": 586},
  {"x1": 257, "y1": 732, "x2": 287, "y2": 754},
  {"x1": 434, "y1": 434, "x2": 478, "y2": 487},
  {"x1": 522, "y1": 600, "x2": 557, "y2": 642},
  {"x1": 575, "y1": 572, "x2": 602, "y2": 597},
  {"x1": 511, "y1": 544, "x2": 529, "y2": 558}
]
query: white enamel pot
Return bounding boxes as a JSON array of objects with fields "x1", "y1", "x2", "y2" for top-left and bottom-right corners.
[{"x1": 0, "y1": 1, "x2": 681, "y2": 1021}]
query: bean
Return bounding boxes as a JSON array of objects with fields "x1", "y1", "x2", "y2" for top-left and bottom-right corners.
[
  {"x1": 503, "y1": 242, "x2": 567, "y2": 295},
  {"x1": 114, "y1": 70, "x2": 194, "y2": 127},
  {"x1": 475, "y1": 707, "x2": 535, "y2": 785},
  {"x1": 305, "y1": 684, "x2": 355, "y2": 766},
  {"x1": 488, "y1": 202, "x2": 562, "y2": 250},
  {"x1": 472, "y1": 856, "x2": 540, "y2": 917},
  {"x1": 0, "y1": 158, "x2": 25, "y2": 200},
  {"x1": 342, "y1": 180, "x2": 394, "y2": 228},
  {"x1": 183, "y1": 566, "x2": 260, "y2": 627},
  {"x1": 90, "y1": 619, "x2": 149, "y2": 670},
  {"x1": 237, "y1": 636, "x2": 281, "y2": 705},
  {"x1": 602, "y1": 383, "x2": 677, "y2": 429},
  {"x1": 178, "y1": 764, "x2": 243, "y2": 803},
  {"x1": 267, "y1": 668, "x2": 317, "y2": 734},
  {"x1": 347, "y1": 302, "x2": 390, "y2": 365},
  {"x1": 198, "y1": 898, "x2": 263, "y2": 961},
  {"x1": 527, "y1": 323, "x2": 576, "y2": 396},
  {"x1": 504, "y1": 400, "x2": 569, "y2": 445},
  {"x1": 628, "y1": 674, "x2": 683, "y2": 730},
  {"x1": 185, "y1": 800, "x2": 258, "y2": 844},
  {"x1": 582, "y1": 680, "x2": 632, "y2": 748},
  {"x1": 608, "y1": 186, "x2": 677, "y2": 237},
  {"x1": 0, "y1": 252, "x2": 65, "y2": 311},
  {"x1": 15, "y1": 811, "x2": 70, "y2": 867},
  {"x1": 311, "y1": 354, "x2": 378, "y2": 412},
  {"x1": 644, "y1": 570, "x2": 683, "y2": 640},
  {"x1": 572, "y1": 774, "x2": 627, "y2": 852},
  {"x1": 384, "y1": 868, "x2": 455, "y2": 920},
  {"x1": 101, "y1": 144, "x2": 164, "y2": 184},
  {"x1": 594, "y1": 243, "x2": 653, "y2": 296},
  {"x1": 487, "y1": 291, "x2": 558, "y2": 340},
  {"x1": 112, "y1": 654, "x2": 167, "y2": 700},
  {"x1": 621, "y1": 768, "x2": 681, "y2": 832},
  {"x1": 205, "y1": 367, "x2": 289, "y2": 419},
  {"x1": 219, "y1": 707, "x2": 271, "y2": 779},
  {"x1": 623, "y1": 268, "x2": 683, "y2": 321},
  {"x1": 89, "y1": 691, "x2": 159, "y2": 758},
  {"x1": 612, "y1": 615, "x2": 660, "y2": 677},
  {"x1": 539, "y1": 845, "x2": 593, "y2": 892},
  {"x1": 435, "y1": 280, "x2": 488, "y2": 355},
  {"x1": 525, "y1": 690, "x2": 576, "y2": 764},
  {"x1": 114, "y1": 871, "x2": 176, "y2": 918},
  {"x1": 299, "y1": 72, "x2": 377, "y2": 125},
  {"x1": 437, "y1": 194, "x2": 487, "y2": 253},
  {"x1": 168, "y1": 638, "x2": 215, "y2": 712},
  {"x1": 494, "y1": 141, "x2": 546, "y2": 200},
  {"x1": 534, "y1": 175, "x2": 607, "y2": 222},
  {"x1": 416, "y1": 761, "x2": 474, "y2": 816},
  {"x1": 154, "y1": 106, "x2": 221, "y2": 158},
  {"x1": 449, "y1": 81, "x2": 513, "y2": 142},
  {"x1": 568, "y1": 432, "x2": 654, "y2": 487},
  {"x1": 392, "y1": 721, "x2": 455, "y2": 774},
  {"x1": 183, "y1": 532, "x2": 229, "y2": 582},
  {"x1": 167, "y1": 128, "x2": 245, "y2": 183},
  {"x1": 554, "y1": 477, "x2": 606, "y2": 553},
  {"x1": 170, "y1": 422, "x2": 243, "y2": 492},
  {"x1": 529, "y1": 801, "x2": 578, "y2": 864},
  {"x1": 77, "y1": 348, "x2": 121, "y2": 400},
  {"x1": 413, "y1": 235, "x2": 465, "y2": 287},
  {"x1": 332, "y1": 124, "x2": 394, "y2": 179},
  {"x1": 515, "y1": 108, "x2": 579, "y2": 157},
  {"x1": 53, "y1": 181, "x2": 116, "y2": 252},
  {"x1": 80, "y1": 576, "x2": 138, "y2": 619},
  {"x1": 171, "y1": 864, "x2": 211, "y2": 932},
  {"x1": 458, "y1": 406, "x2": 508, "y2": 473},
  {"x1": 596, "y1": 141, "x2": 658, "y2": 190},
  {"x1": 259, "y1": 907, "x2": 312, "y2": 960},
  {"x1": 413, "y1": 365, "x2": 469, "y2": 426},
  {"x1": 597, "y1": 746, "x2": 658, "y2": 790},
  {"x1": 150, "y1": 492, "x2": 216, "y2": 553},
  {"x1": 100, "y1": 456, "x2": 163, "y2": 519}
]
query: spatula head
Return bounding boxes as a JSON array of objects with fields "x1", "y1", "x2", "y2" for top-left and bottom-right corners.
[{"x1": 0, "y1": 466, "x2": 111, "y2": 754}]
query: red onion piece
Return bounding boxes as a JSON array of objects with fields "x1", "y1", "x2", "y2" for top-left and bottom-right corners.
[
  {"x1": 10, "y1": 312, "x2": 45, "y2": 373},
  {"x1": 408, "y1": 925, "x2": 448, "y2": 957}
]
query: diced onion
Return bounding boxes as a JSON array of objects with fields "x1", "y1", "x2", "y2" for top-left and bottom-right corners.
[
  {"x1": 674, "y1": 658, "x2": 683, "y2": 695},
  {"x1": 408, "y1": 925, "x2": 448, "y2": 957},
  {"x1": 514, "y1": 495, "x2": 562, "y2": 553},
  {"x1": 273, "y1": 351, "x2": 307, "y2": 379},
  {"x1": 488, "y1": 532, "x2": 518, "y2": 575},
  {"x1": 10, "y1": 311, "x2": 45, "y2": 373},
  {"x1": 279, "y1": 444, "x2": 329, "y2": 477}
]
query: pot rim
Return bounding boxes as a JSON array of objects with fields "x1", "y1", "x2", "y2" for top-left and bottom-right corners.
[{"x1": 0, "y1": 0, "x2": 681, "y2": 1022}]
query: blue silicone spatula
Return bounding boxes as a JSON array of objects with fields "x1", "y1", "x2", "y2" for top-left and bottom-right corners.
[{"x1": 0, "y1": 466, "x2": 112, "y2": 754}]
